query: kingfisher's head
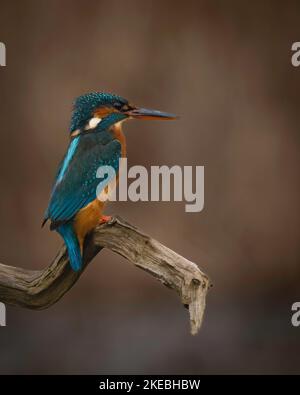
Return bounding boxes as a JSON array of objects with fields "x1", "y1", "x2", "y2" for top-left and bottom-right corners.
[{"x1": 70, "y1": 92, "x2": 177, "y2": 136}]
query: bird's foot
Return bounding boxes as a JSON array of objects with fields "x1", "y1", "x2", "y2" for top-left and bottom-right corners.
[{"x1": 99, "y1": 215, "x2": 112, "y2": 225}]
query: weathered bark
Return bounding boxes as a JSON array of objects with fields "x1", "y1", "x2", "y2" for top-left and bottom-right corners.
[{"x1": 0, "y1": 216, "x2": 210, "y2": 334}]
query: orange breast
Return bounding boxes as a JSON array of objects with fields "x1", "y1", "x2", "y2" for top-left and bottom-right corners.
[
  {"x1": 74, "y1": 199, "x2": 104, "y2": 250},
  {"x1": 111, "y1": 121, "x2": 126, "y2": 158}
]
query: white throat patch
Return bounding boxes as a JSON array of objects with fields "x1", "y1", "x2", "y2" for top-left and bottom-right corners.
[{"x1": 85, "y1": 117, "x2": 102, "y2": 130}]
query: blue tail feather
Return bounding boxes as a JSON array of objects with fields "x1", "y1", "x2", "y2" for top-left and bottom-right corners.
[{"x1": 57, "y1": 223, "x2": 82, "y2": 271}]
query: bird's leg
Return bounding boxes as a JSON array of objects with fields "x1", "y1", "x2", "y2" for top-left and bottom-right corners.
[
  {"x1": 99, "y1": 215, "x2": 112, "y2": 224},
  {"x1": 98, "y1": 185, "x2": 112, "y2": 224}
]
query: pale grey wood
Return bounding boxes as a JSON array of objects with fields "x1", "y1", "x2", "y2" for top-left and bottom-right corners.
[{"x1": 0, "y1": 216, "x2": 210, "y2": 334}]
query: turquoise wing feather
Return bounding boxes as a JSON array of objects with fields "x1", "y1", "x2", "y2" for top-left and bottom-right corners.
[{"x1": 44, "y1": 134, "x2": 121, "y2": 229}]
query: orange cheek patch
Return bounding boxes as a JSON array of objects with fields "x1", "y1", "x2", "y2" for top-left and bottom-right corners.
[{"x1": 93, "y1": 106, "x2": 116, "y2": 118}]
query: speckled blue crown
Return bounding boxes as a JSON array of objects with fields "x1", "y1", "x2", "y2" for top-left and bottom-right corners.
[{"x1": 70, "y1": 92, "x2": 128, "y2": 132}]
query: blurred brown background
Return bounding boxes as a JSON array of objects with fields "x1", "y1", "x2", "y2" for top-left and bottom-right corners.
[{"x1": 0, "y1": 0, "x2": 300, "y2": 374}]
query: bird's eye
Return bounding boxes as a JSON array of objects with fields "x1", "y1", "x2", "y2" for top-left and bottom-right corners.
[
  {"x1": 113, "y1": 102, "x2": 123, "y2": 111},
  {"x1": 114, "y1": 102, "x2": 131, "y2": 112}
]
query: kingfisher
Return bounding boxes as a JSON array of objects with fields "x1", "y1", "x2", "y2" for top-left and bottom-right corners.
[{"x1": 43, "y1": 92, "x2": 177, "y2": 271}]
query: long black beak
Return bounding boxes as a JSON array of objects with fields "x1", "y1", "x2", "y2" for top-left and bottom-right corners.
[{"x1": 127, "y1": 107, "x2": 178, "y2": 120}]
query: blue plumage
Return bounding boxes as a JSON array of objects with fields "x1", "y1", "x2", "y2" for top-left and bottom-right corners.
[
  {"x1": 70, "y1": 92, "x2": 127, "y2": 132},
  {"x1": 57, "y1": 222, "x2": 82, "y2": 271},
  {"x1": 46, "y1": 134, "x2": 121, "y2": 227},
  {"x1": 56, "y1": 137, "x2": 80, "y2": 184},
  {"x1": 43, "y1": 92, "x2": 128, "y2": 271}
]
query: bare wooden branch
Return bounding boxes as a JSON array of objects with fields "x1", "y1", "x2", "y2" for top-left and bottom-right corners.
[{"x1": 0, "y1": 216, "x2": 210, "y2": 334}]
